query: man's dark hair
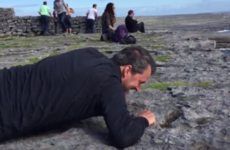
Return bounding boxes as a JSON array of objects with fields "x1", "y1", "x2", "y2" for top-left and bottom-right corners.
[
  {"x1": 128, "y1": 10, "x2": 134, "y2": 15},
  {"x1": 112, "y1": 46, "x2": 156, "y2": 75},
  {"x1": 93, "y1": 4, "x2": 97, "y2": 8},
  {"x1": 43, "y1": 1, "x2": 47, "y2": 5}
]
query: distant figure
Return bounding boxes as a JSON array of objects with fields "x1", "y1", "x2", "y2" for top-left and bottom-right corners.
[
  {"x1": 53, "y1": 7, "x2": 58, "y2": 35},
  {"x1": 53, "y1": 0, "x2": 69, "y2": 35},
  {"x1": 125, "y1": 10, "x2": 145, "y2": 33},
  {"x1": 101, "y1": 3, "x2": 116, "y2": 41},
  {"x1": 65, "y1": 3, "x2": 74, "y2": 35},
  {"x1": 86, "y1": 4, "x2": 98, "y2": 33},
  {"x1": 38, "y1": 1, "x2": 52, "y2": 35}
]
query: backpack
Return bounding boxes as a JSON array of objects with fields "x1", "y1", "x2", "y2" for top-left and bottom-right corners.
[
  {"x1": 119, "y1": 35, "x2": 136, "y2": 44},
  {"x1": 115, "y1": 25, "x2": 129, "y2": 42}
]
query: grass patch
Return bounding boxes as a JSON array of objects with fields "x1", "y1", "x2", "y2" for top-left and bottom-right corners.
[
  {"x1": 142, "y1": 81, "x2": 214, "y2": 90},
  {"x1": 0, "y1": 44, "x2": 33, "y2": 50},
  {"x1": 68, "y1": 43, "x2": 82, "y2": 51},
  {"x1": 153, "y1": 75, "x2": 161, "y2": 79},
  {"x1": 153, "y1": 55, "x2": 171, "y2": 62},
  {"x1": 12, "y1": 51, "x2": 62, "y2": 67},
  {"x1": 49, "y1": 51, "x2": 61, "y2": 57}
]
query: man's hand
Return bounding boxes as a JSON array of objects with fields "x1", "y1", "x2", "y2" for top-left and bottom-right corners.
[
  {"x1": 137, "y1": 110, "x2": 156, "y2": 125},
  {"x1": 136, "y1": 18, "x2": 139, "y2": 22}
]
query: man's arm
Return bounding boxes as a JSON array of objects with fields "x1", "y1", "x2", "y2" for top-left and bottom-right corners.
[
  {"x1": 127, "y1": 16, "x2": 138, "y2": 24},
  {"x1": 99, "y1": 76, "x2": 149, "y2": 149},
  {"x1": 94, "y1": 10, "x2": 98, "y2": 18},
  {"x1": 38, "y1": 7, "x2": 41, "y2": 15},
  {"x1": 62, "y1": 1, "x2": 70, "y2": 15}
]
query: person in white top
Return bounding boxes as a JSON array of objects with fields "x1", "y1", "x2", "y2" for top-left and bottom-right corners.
[{"x1": 86, "y1": 4, "x2": 98, "y2": 33}]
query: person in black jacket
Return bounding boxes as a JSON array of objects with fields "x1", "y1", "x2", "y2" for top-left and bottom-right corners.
[
  {"x1": 125, "y1": 10, "x2": 145, "y2": 33},
  {"x1": 0, "y1": 46, "x2": 156, "y2": 149}
]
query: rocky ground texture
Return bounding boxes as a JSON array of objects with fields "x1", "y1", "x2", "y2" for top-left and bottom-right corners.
[{"x1": 0, "y1": 13, "x2": 230, "y2": 150}]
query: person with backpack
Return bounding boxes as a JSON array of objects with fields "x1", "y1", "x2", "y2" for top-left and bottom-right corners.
[
  {"x1": 38, "y1": 1, "x2": 52, "y2": 35},
  {"x1": 125, "y1": 10, "x2": 145, "y2": 33},
  {"x1": 86, "y1": 4, "x2": 98, "y2": 33},
  {"x1": 53, "y1": 0, "x2": 69, "y2": 35},
  {"x1": 101, "y1": 3, "x2": 116, "y2": 41},
  {"x1": 0, "y1": 46, "x2": 156, "y2": 149}
]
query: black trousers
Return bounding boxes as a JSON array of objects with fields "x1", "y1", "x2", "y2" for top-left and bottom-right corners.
[
  {"x1": 58, "y1": 12, "x2": 67, "y2": 33},
  {"x1": 86, "y1": 19, "x2": 95, "y2": 33},
  {"x1": 137, "y1": 22, "x2": 145, "y2": 33},
  {"x1": 40, "y1": 15, "x2": 49, "y2": 34}
]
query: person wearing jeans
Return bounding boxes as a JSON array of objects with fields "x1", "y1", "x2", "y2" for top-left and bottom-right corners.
[
  {"x1": 53, "y1": 0, "x2": 69, "y2": 34},
  {"x1": 38, "y1": 1, "x2": 52, "y2": 35},
  {"x1": 86, "y1": 4, "x2": 98, "y2": 33}
]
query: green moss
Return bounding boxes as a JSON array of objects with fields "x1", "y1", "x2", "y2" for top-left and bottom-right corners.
[
  {"x1": 68, "y1": 43, "x2": 82, "y2": 51},
  {"x1": 196, "y1": 117, "x2": 212, "y2": 125},
  {"x1": 0, "y1": 44, "x2": 33, "y2": 50},
  {"x1": 153, "y1": 75, "x2": 161, "y2": 79},
  {"x1": 142, "y1": 81, "x2": 214, "y2": 90},
  {"x1": 153, "y1": 55, "x2": 171, "y2": 62},
  {"x1": 160, "y1": 110, "x2": 182, "y2": 128},
  {"x1": 49, "y1": 51, "x2": 61, "y2": 57}
]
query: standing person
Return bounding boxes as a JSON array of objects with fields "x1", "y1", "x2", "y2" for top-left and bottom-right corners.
[
  {"x1": 53, "y1": 0, "x2": 69, "y2": 35},
  {"x1": 125, "y1": 10, "x2": 145, "y2": 33},
  {"x1": 65, "y1": 4, "x2": 74, "y2": 35},
  {"x1": 101, "y1": 2, "x2": 116, "y2": 41},
  {"x1": 0, "y1": 46, "x2": 156, "y2": 149},
  {"x1": 86, "y1": 4, "x2": 98, "y2": 33},
  {"x1": 38, "y1": 1, "x2": 52, "y2": 35}
]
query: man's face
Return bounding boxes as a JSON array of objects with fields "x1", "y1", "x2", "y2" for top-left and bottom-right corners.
[
  {"x1": 121, "y1": 65, "x2": 151, "y2": 94},
  {"x1": 130, "y1": 12, "x2": 135, "y2": 17}
]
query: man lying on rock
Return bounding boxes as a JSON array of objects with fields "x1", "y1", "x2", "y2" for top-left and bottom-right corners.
[{"x1": 0, "y1": 46, "x2": 156, "y2": 149}]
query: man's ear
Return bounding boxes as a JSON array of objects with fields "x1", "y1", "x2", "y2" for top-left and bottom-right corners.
[{"x1": 123, "y1": 65, "x2": 132, "y2": 77}]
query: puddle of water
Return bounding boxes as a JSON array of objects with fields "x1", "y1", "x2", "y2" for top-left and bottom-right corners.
[
  {"x1": 217, "y1": 30, "x2": 230, "y2": 33},
  {"x1": 221, "y1": 49, "x2": 230, "y2": 55}
]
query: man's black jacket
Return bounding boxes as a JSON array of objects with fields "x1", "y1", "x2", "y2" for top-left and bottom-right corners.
[
  {"x1": 0, "y1": 48, "x2": 149, "y2": 148},
  {"x1": 125, "y1": 15, "x2": 138, "y2": 33}
]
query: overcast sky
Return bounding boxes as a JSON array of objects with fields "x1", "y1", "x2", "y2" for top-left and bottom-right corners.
[{"x1": 1, "y1": 0, "x2": 230, "y2": 16}]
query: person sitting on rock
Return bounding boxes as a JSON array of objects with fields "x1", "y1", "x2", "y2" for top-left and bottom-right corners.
[
  {"x1": 101, "y1": 2, "x2": 116, "y2": 41},
  {"x1": 38, "y1": 1, "x2": 52, "y2": 35},
  {"x1": 0, "y1": 46, "x2": 156, "y2": 149},
  {"x1": 125, "y1": 10, "x2": 145, "y2": 33}
]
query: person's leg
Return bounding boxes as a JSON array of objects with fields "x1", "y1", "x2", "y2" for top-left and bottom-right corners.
[
  {"x1": 40, "y1": 15, "x2": 45, "y2": 35},
  {"x1": 137, "y1": 22, "x2": 145, "y2": 33},
  {"x1": 91, "y1": 19, "x2": 95, "y2": 33},
  {"x1": 107, "y1": 29, "x2": 115, "y2": 42},
  {"x1": 68, "y1": 16, "x2": 73, "y2": 34},
  {"x1": 54, "y1": 21, "x2": 58, "y2": 35},
  {"x1": 86, "y1": 19, "x2": 90, "y2": 33},
  {"x1": 44, "y1": 16, "x2": 49, "y2": 34},
  {"x1": 58, "y1": 12, "x2": 67, "y2": 33}
]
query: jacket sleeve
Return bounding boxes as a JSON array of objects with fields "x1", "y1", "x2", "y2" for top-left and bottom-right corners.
[
  {"x1": 127, "y1": 16, "x2": 138, "y2": 24},
  {"x1": 99, "y1": 76, "x2": 149, "y2": 149}
]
